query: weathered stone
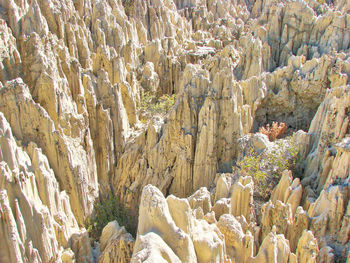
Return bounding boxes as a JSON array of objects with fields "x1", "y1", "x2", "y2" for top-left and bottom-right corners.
[
  {"x1": 99, "y1": 221, "x2": 135, "y2": 263},
  {"x1": 136, "y1": 185, "x2": 197, "y2": 263},
  {"x1": 217, "y1": 214, "x2": 253, "y2": 262},
  {"x1": 212, "y1": 198, "x2": 230, "y2": 221},
  {"x1": 188, "y1": 187, "x2": 212, "y2": 215},
  {"x1": 230, "y1": 176, "x2": 254, "y2": 223},
  {"x1": 296, "y1": 230, "x2": 319, "y2": 263}
]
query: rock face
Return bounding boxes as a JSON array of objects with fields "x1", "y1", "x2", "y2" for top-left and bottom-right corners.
[
  {"x1": 0, "y1": 78, "x2": 98, "y2": 226},
  {"x1": 0, "y1": 0, "x2": 349, "y2": 262},
  {"x1": 99, "y1": 221, "x2": 135, "y2": 263},
  {"x1": 132, "y1": 185, "x2": 230, "y2": 263},
  {"x1": 0, "y1": 112, "x2": 80, "y2": 262},
  {"x1": 230, "y1": 176, "x2": 254, "y2": 223}
]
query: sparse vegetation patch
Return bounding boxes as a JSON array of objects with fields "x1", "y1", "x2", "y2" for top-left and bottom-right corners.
[
  {"x1": 87, "y1": 195, "x2": 137, "y2": 240},
  {"x1": 139, "y1": 91, "x2": 176, "y2": 119},
  {"x1": 236, "y1": 136, "x2": 300, "y2": 199},
  {"x1": 259, "y1": 122, "x2": 287, "y2": 141}
]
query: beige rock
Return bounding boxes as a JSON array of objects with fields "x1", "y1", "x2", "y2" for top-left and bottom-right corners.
[
  {"x1": 271, "y1": 170, "x2": 302, "y2": 215},
  {"x1": 131, "y1": 232, "x2": 181, "y2": 263},
  {"x1": 230, "y1": 176, "x2": 254, "y2": 223},
  {"x1": 286, "y1": 179, "x2": 303, "y2": 216},
  {"x1": 318, "y1": 246, "x2": 334, "y2": 263},
  {"x1": 191, "y1": 219, "x2": 226, "y2": 263},
  {"x1": 193, "y1": 97, "x2": 218, "y2": 191},
  {"x1": 0, "y1": 189, "x2": 26, "y2": 263},
  {"x1": 140, "y1": 62, "x2": 159, "y2": 92},
  {"x1": 167, "y1": 195, "x2": 194, "y2": 234},
  {"x1": 0, "y1": 79, "x2": 98, "y2": 225},
  {"x1": 308, "y1": 184, "x2": 348, "y2": 238},
  {"x1": 113, "y1": 88, "x2": 198, "y2": 208},
  {"x1": 271, "y1": 171, "x2": 293, "y2": 202},
  {"x1": 193, "y1": 207, "x2": 205, "y2": 220},
  {"x1": 215, "y1": 174, "x2": 230, "y2": 202},
  {"x1": 305, "y1": 86, "x2": 350, "y2": 191},
  {"x1": 212, "y1": 198, "x2": 230, "y2": 221},
  {"x1": 0, "y1": 19, "x2": 21, "y2": 83},
  {"x1": 61, "y1": 249, "x2": 75, "y2": 263},
  {"x1": 112, "y1": 52, "x2": 260, "y2": 210},
  {"x1": 296, "y1": 230, "x2": 319, "y2": 263},
  {"x1": 100, "y1": 221, "x2": 121, "y2": 252},
  {"x1": 99, "y1": 221, "x2": 135, "y2": 263},
  {"x1": 261, "y1": 200, "x2": 293, "y2": 242},
  {"x1": 133, "y1": 184, "x2": 234, "y2": 263},
  {"x1": 237, "y1": 133, "x2": 271, "y2": 162},
  {"x1": 217, "y1": 214, "x2": 253, "y2": 262},
  {"x1": 254, "y1": 53, "x2": 346, "y2": 131},
  {"x1": 298, "y1": 85, "x2": 350, "y2": 255},
  {"x1": 288, "y1": 206, "x2": 310, "y2": 253},
  {"x1": 203, "y1": 211, "x2": 217, "y2": 224},
  {"x1": 252, "y1": 231, "x2": 292, "y2": 263},
  {"x1": 322, "y1": 137, "x2": 350, "y2": 190},
  {"x1": 188, "y1": 187, "x2": 212, "y2": 215},
  {"x1": 338, "y1": 200, "x2": 350, "y2": 245},
  {"x1": 0, "y1": 112, "x2": 84, "y2": 263},
  {"x1": 83, "y1": 75, "x2": 115, "y2": 192},
  {"x1": 71, "y1": 231, "x2": 93, "y2": 263},
  {"x1": 136, "y1": 185, "x2": 197, "y2": 263}
]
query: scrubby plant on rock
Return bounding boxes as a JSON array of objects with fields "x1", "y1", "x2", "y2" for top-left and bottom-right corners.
[
  {"x1": 87, "y1": 195, "x2": 137, "y2": 241},
  {"x1": 236, "y1": 136, "x2": 300, "y2": 199},
  {"x1": 259, "y1": 122, "x2": 287, "y2": 141},
  {"x1": 138, "y1": 91, "x2": 176, "y2": 120}
]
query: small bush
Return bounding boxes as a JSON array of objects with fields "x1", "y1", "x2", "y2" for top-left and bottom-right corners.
[
  {"x1": 122, "y1": 0, "x2": 135, "y2": 16},
  {"x1": 139, "y1": 91, "x2": 176, "y2": 117},
  {"x1": 259, "y1": 122, "x2": 287, "y2": 141},
  {"x1": 236, "y1": 137, "x2": 300, "y2": 199},
  {"x1": 87, "y1": 195, "x2": 137, "y2": 241}
]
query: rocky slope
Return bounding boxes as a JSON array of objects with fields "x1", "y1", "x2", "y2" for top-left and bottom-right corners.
[{"x1": 0, "y1": 0, "x2": 349, "y2": 262}]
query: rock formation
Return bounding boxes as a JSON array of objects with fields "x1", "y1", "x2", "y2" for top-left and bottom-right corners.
[
  {"x1": 0, "y1": 0, "x2": 349, "y2": 261},
  {"x1": 99, "y1": 221, "x2": 134, "y2": 263}
]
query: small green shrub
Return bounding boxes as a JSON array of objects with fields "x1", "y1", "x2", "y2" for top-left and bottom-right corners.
[
  {"x1": 87, "y1": 195, "x2": 137, "y2": 240},
  {"x1": 236, "y1": 137, "x2": 300, "y2": 199},
  {"x1": 139, "y1": 91, "x2": 176, "y2": 117},
  {"x1": 122, "y1": 0, "x2": 135, "y2": 16}
]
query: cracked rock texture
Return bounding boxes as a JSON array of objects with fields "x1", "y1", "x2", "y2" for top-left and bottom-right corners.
[{"x1": 0, "y1": 0, "x2": 349, "y2": 262}]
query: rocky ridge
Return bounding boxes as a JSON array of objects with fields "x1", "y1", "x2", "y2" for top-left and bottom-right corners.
[{"x1": 0, "y1": 0, "x2": 349, "y2": 262}]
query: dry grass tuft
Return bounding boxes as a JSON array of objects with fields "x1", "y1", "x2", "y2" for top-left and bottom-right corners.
[{"x1": 259, "y1": 122, "x2": 287, "y2": 141}]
